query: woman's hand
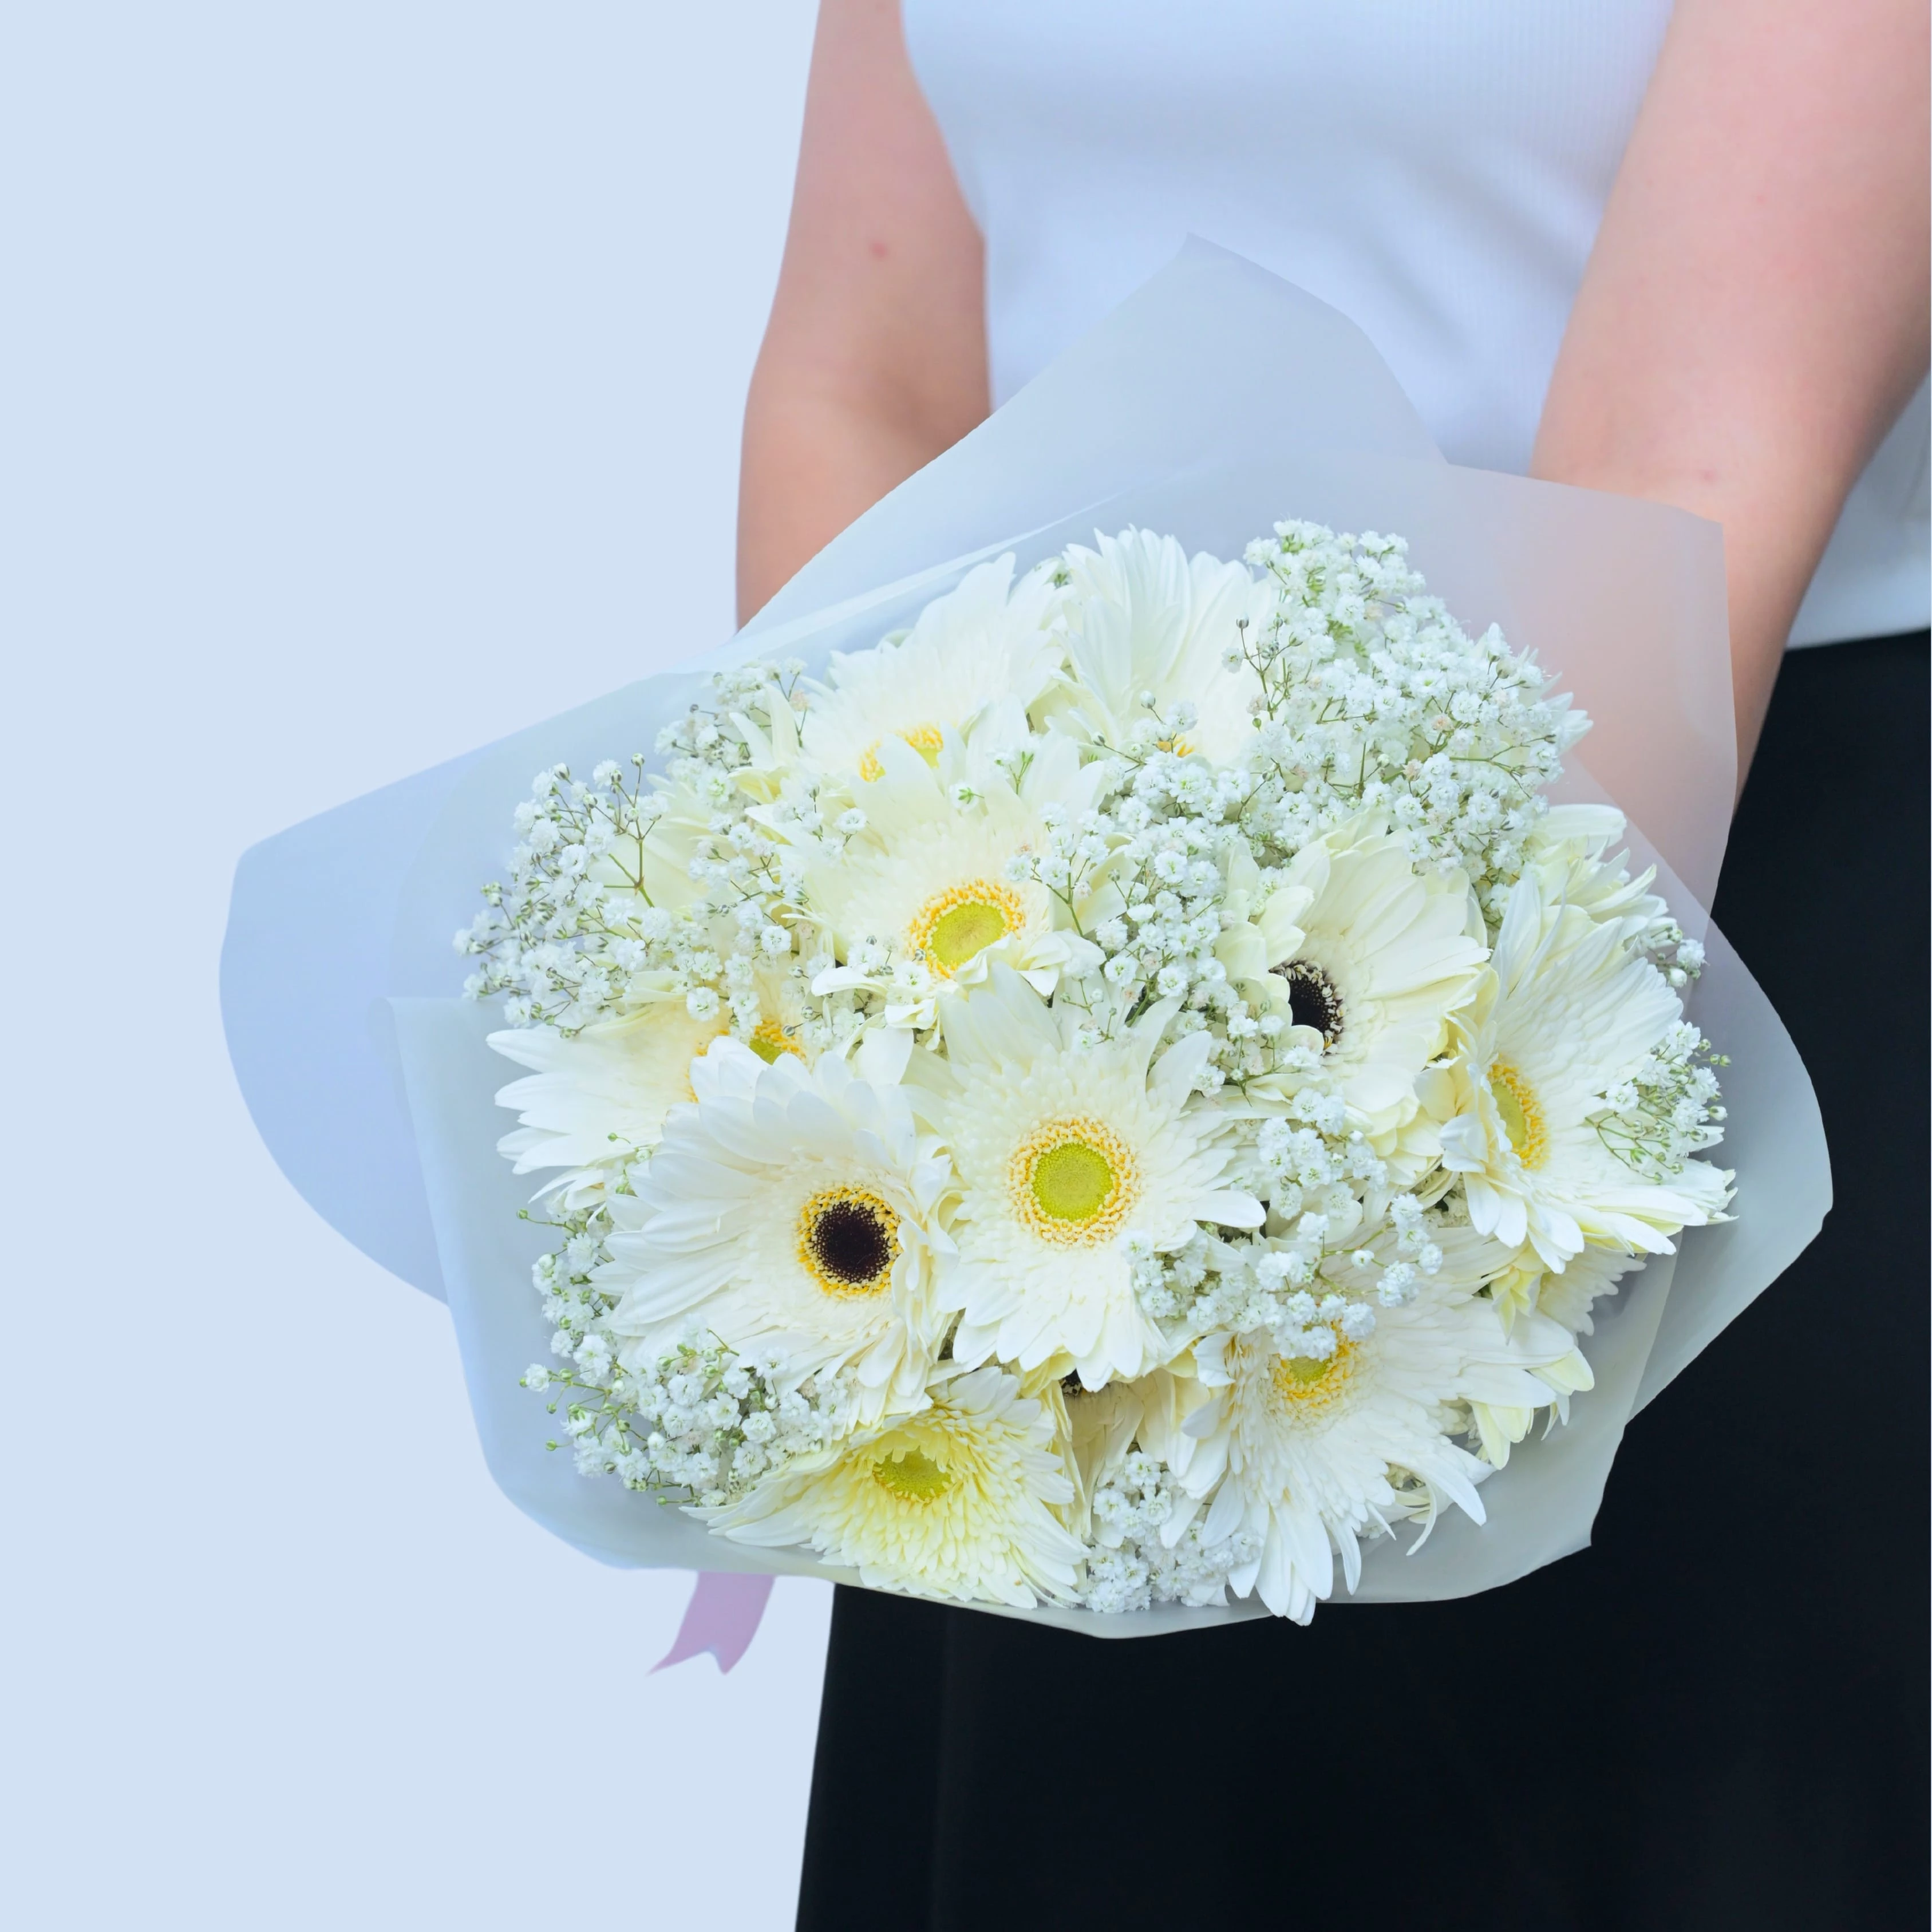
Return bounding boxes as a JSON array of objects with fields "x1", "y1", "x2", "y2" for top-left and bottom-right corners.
[
  {"x1": 736, "y1": 0, "x2": 987, "y2": 622},
  {"x1": 1532, "y1": 0, "x2": 1929, "y2": 783}
]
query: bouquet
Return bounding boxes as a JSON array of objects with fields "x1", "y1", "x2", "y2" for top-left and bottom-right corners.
[
  {"x1": 223, "y1": 243, "x2": 1826, "y2": 1636},
  {"x1": 459, "y1": 520, "x2": 1731, "y2": 1622}
]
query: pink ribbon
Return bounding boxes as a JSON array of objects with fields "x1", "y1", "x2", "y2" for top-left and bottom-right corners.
[{"x1": 651, "y1": 1570, "x2": 775, "y2": 1673}]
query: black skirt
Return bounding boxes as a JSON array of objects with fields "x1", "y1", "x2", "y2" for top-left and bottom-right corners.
[{"x1": 796, "y1": 634, "x2": 1929, "y2": 1932}]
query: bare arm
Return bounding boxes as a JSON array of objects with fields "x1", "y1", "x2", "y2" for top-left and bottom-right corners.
[
  {"x1": 1532, "y1": 0, "x2": 1929, "y2": 779},
  {"x1": 736, "y1": 0, "x2": 987, "y2": 622}
]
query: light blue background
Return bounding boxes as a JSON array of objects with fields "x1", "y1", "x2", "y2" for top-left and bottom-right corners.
[{"x1": 1, "y1": 7, "x2": 829, "y2": 1927}]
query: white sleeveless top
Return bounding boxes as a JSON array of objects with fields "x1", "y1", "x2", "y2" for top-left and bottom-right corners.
[{"x1": 904, "y1": 0, "x2": 1928, "y2": 647}]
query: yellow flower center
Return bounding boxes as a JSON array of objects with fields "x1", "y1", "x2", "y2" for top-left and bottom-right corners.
[
  {"x1": 1154, "y1": 733, "x2": 1193, "y2": 757},
  {"x1": 1270, "y1": 1336, "x2": 1357, "y2": 1412},
  {"x1": 749, "y1": 1018, "x2": 803, "y2": 1065},
  {"x1": 1489, "y1": 1061, "x2": 1548, "y2": 1168},
  {"x1": 871, "y1": 1445, "x2": 954, "y2": 1503},
  {"x1": 797, "y1": 1186, "x2": 900, "y2": 1297},
  {"x1": 907, "y1": 878, "x2": 1027, "y2": 977},
  {"x1": 1033, "y1": 1143, "x2": 1113, "y2": 1219},
  {"x1": 1009, "y1": 1116, "x2": 1139, "y2": 1246},
  {"x1": 858, "y1": 723, "x2": 947, "y2": 783}
]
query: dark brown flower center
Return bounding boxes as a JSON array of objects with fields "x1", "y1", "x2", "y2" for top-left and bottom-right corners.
[
  {"x1": 797, "y1": 1187, "x2": 899, "y2": 1297},
  {"x1": 1273, "y1": 959, "x2": 1345, "y2": 1047}
]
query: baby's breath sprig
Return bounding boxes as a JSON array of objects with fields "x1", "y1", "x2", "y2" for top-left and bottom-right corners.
[
  {"x1": 1080, "y1": 1451, "x2": 1261, "y2": 1612},
  {"x1": 1235, "y1": 520, "x2": 1586, "y2": 919},
  {"x1": 458, "y1": 661, "x2": 879, "y2": 1053},
  {"x1": 457, "y1": 756, "x2": 678, "y2": 1032},
  {"x1": 1587, "y1": 1022, "x2": 1728, "y2": 1181},
  {"x1": 520, "y1": 1208, "x2": 844, "y2": 1505}
]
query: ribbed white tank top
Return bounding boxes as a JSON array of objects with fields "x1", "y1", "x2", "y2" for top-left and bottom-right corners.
[{"x1": 904, "y1": 0, "x2": 1927, "y2": 646}]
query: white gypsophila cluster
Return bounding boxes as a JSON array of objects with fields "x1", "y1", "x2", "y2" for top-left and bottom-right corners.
[
  {"x1": 457, "y1": 665, "x2": 883, "y2": 1057},
  {"x1": 1080, "y1": 1452, "x2": 1261, "y2": 1613},
  {"x1": 458, "y1": 757, "x2": 683, "y2": 1033},
  {"x1": 1028, "y1": 752, "x2": 1269, "y2": 1088},
  {"x1": 1240, "y1": 521, "x2": 1588, "y2": 921},
  {"x1": 1141, "y1": 1192, "x2": 1449, "y2": 1364},
  {"x1": 469, "y1": 519, "x2": 1736, "y2": 1623},
  {"x1": 520, "y1": 1221, "x2": 844, "y2": 1505},
  {"x1": 1645, "y1": 926, "x2": 1705, "y2": 989},
  {"x1": 1588, "y1": 1021, "x2": 1729, "y2": 1183}
]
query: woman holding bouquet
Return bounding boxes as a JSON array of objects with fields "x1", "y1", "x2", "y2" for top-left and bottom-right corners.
[{"x1": 739, "y1": 4, "x2": 1927, "y2": 1926}]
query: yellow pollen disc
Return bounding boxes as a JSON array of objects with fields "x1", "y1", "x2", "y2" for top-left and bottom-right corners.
[
  {"x1": 858, "y1": 722, "x2": 947, "y2": 783},
  {"x1": 1489, "y1": 1061, "x2": 1548, "y2": 1168},
  {"x1": 1009, "y1": 1116, "x2": 1139, "y2": 1246},
  {"x1": 1270, "y1": 1336, "x2": 1357, "y2": 1411},
  {"x1": 796, "y1": 1185, "x2": 900, "y2": 1298},
  {"x1": 749, "y1": 1018, "x2": 802, "y2": 1065},
  {"x1": 1033, "y1": 1143, "x2": 1113, "y2": 1219},
  {"x1": 871, "y1": 1445, "x2": 954, "y2": 1503},
  {"x1": 907, "y1": 878, "x2": 1027, "y2": 977}
]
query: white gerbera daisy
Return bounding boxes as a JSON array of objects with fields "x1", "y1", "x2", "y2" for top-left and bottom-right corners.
[
  {"x1": 599, "y1": 1038, "x2": 953, "y2": 1421},
  {"x1": 1327, "y1": 1220, "x2": 1597, "y2": 1472},
  {"x1": 1228, "y1": 819, "x2": 1485, "y2": 1135},
  {"x1": 1050, "y1": 527, "x2": 1271, "y2": 762},
  {"x1": 804, "y1": 732, "x2": 1105, "y2": 1026},
  {"x1": 1487, "y1": 1239, "x2": 1642, "y2": 1338},
  {"x1": 1524, "y1": 1244, "x2": 1642, "y2": 1336},
  {"x1": 1520, "y1": 803, "x2": 1674, "y2": 946},
  {"x1": 489, "y1": 991, "x2": 726, "y2": 1208},
  {"x1": 705, "y1": 1365, "x2": 1084, "y2": 1607},
  {"x1": 924, "y1": 966, "x2": 1264, "y2": 1388},
  {"x1": 1433, "y1": 873, "x2": 1732, "y2": 1270},
  {"x1": 801, "y1": 554, "x2": 1062, "y2": 781},
  {"x1": 1179, "y1": 1285, "x2": 1578, "y2": 1622}
]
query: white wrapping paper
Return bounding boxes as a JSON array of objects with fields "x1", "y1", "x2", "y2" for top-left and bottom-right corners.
[{"x1": 223, "y1": 242, "x2": 1828, "y2": 1633}]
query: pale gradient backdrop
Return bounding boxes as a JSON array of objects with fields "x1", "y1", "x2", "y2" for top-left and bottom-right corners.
[{"x1": 1, "y1": 6, "x2": 829, "y2": 1927}]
